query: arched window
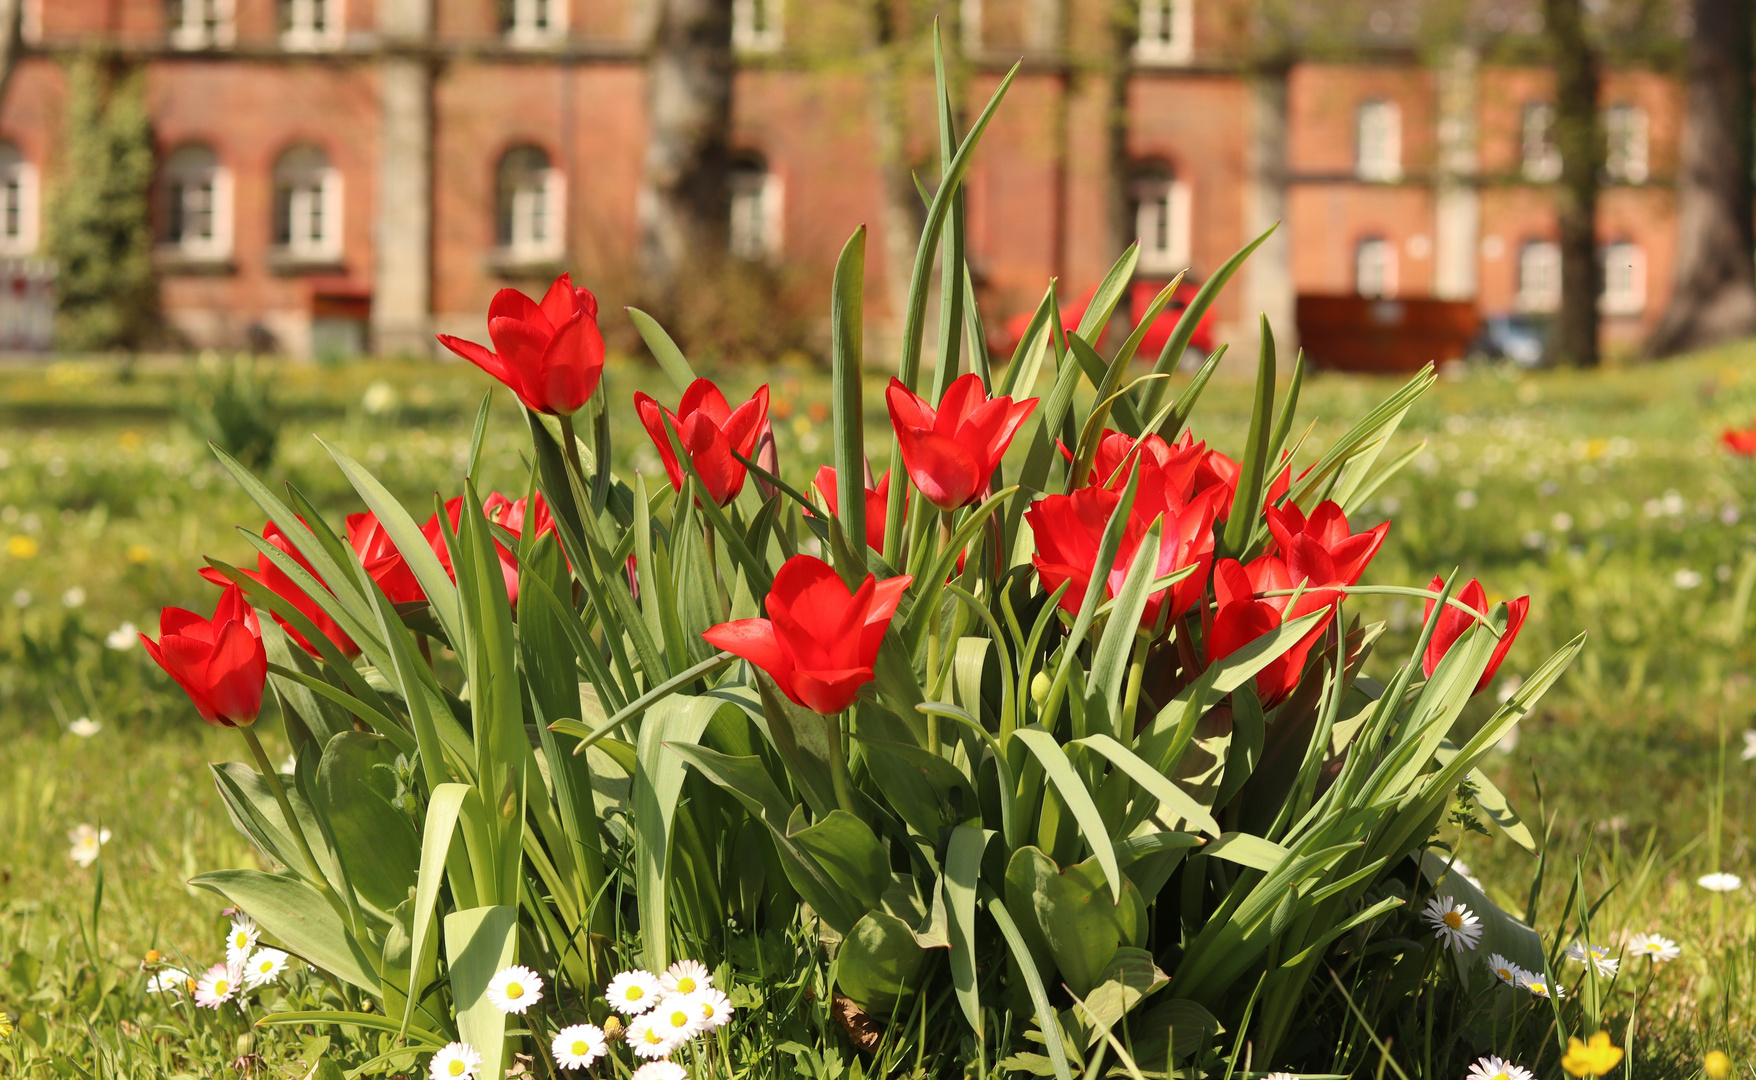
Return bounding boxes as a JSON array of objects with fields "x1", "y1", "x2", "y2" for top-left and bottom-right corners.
[
  {"x1": 168, "y1": 0, "x2": 235, "y2": 49},
  {"x1": 1355, "y1": 100, "x2": 1401, "y2": 182},
  {"x1": 1131, "y1": 161, "x2": 1190, "y2": 275},
  {"x1": 0, "y1": 142, "x2": 40, "y2": 256},
  {"x1": 162, "y1": 144, "x2": 231, "y2": 259},
  {"x1": 280, "y1": 0, "x2": 342, "y2": 50},
  {"x1": 1135, "y1": 0, "x2": 1192, "y2": 65},
  {"x1": 272, "y1": 145, "x2": 342, "y2": 260},
  {"x1": 500, "y1": 0, "x2": 566, "y2": 45},
  {"x1": 1515, "y1": 240, "x2": 1560, "y2": 313},
  {"x1": 1354, "y1": 236, "x2": 1396, "y2": 298},
  {"x1": 496, "y1": 146, "x2": 563, "y2": 260},
  {"x1": 729, "y1": 154, "x2": 782, "y2": 260}
]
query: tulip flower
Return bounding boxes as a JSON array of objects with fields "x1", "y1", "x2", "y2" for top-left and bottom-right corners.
[
  {"x1": 703, "y1": 554, "x2": 912, "y2": 715},
  {"x1": 346, "y1": 511, "x2": 424, "y2": 604},
  {"x1": 203, "y1": 521, "x2": 358, "y2": 660},
  {"x1": 635, "y1": 379, "x2": 771, "y2": 506},
  {"x1": 1026, "y1": 484, "x2": 1217, "y2": 628},
  {"x1": 887, "y1": 373, "x2": 1037, "y2": 511},
  {"x1": 140, "y1": 584, "x2": 267, "y2": 727},
  {"x1": 1421, "y1": 575, "x2": 1529, "y2": 694},
  {"x1": 1177, "y1": 434, "x2": 1293, "y2": 522},
  {"x1": 1206, "y1": 556, "x2": 1335, "y2": 706},
  {"x1": 423, "y1": 496, "x2": 523, "y2": 604},
  {"x1": 1722, "y1": 426, "x2": 1756, "y2": 455},
  {"x1": 1264, "y1": 500, "x2": 1389, "y2": 588},
  {"x1": 484, "y1": 490, "x2": 557, "y2": 544},
  {"x1": 436, "y1": 274, "x2": 606, "y2": 416},
  {"x1": 812, "y1": 465, "x2": 897, "y2": 552}
]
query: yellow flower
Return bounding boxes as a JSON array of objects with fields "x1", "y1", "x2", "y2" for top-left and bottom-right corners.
[
  {"x1": 126, "y1": 544, "x2": 152, "y2": 564},
  {"x1": 0, "y1": 1010, "x2": 11, "y2": 1040},
  {"x1": 1705, "y1": 1052, "x2": 1731, "y2": 1080},
  {"x1": 1561, "y1": 1032, "x2": 1625, "y2": 1078},
  {"x1": 6, "y1": 535, "x2": 37, "y2": 559}
]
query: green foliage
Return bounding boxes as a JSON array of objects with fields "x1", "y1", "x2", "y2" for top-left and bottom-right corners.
[
  {"x1": 45, "y1": 56, "x2": 156, "y2": 354},
  {"x1": 179, "y1": 351, "x2": 282, "y2": 469}
]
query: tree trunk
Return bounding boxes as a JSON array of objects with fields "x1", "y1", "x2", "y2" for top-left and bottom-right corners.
[
  {"x1": 868, "y1": 0, "x2": 922, "y2": 361},
  {"x1": 0, "y1": 0, "x2": 22, "y2": 108},
  {"x1": 1545, "y1": 0, "x2": 1600, "y2": 368},
  {"x1": 1645, "y1": 0, "x2": 1756, "y2": 357},
  {"x1": 638, "y1": 0, "x2": 735, "y2": 306}
]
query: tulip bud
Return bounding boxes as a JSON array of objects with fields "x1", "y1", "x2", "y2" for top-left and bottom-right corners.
[{"x1": 1030, "y1": 671, "x2": 1051, "y2": 708}]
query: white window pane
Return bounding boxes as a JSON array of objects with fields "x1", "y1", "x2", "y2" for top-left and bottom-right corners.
[
  {"x1": 1355, "y1": 238, "x2": 1396, "y2": 298},
  {"x1": 1356, "y1": 101, "x2": 1401, "y2": 182},
  {"x1": 1135, "y1": 0, "x2": 1191, "y2": 64}
]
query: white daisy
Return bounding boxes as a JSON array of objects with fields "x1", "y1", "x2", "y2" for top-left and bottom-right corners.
[
  {"x1": 692, "y1": 986, "x2": 735, "y2": 1029},
  {"x1": 551, "y1": 1023, "x2": 608, "y2": 1070},
  {"x1": 1518, "y1": 970, "x2": 1563, "y2": 999},
  {"x1": 1627, "y1": 932, "x2": 1681, "y2": 963},
  {"x1": 1743, "y1": 729, "x2": 1756, "y2": 762},
  {"x1": 624, "y1": 1013, "x2": 678, "y2": 1059},
  {"x1": 632, "y1": 1063, "x2": 689, "y2": 1080},
  {"x1": 485, "y1": 965, "x2": 544, "y2": 1015},
  {"x1": 1698, "y1": 872, "x2": 1743, "y2": 892},
  {"x1": 607, "y1": 968, "x2": 663, "y2": 1015},
  {"x1": 146, "y1": 967, "x2": 193, "y2": 999},
  {"x1": 1466, "y1": 1055, "x2": 1535, "y2": 1080},
  {"x1": 1421, "y1": 895, "x2": 1484, "y2": 952},
  {"x1": 105, "y1": 622, "x2": 138, "y2": 650},
  {"x1": 193, "y1": 962, "x2": 238, "y2": 1009},
  {"x1": 67, "y1": 824, "x2": 110, "y2": 867},
  {"x1": 651, "y1": 993, "x2": 707, "y2": 1043},
  {"x1": 1261, "y1": 1074, "x2": 1300, "y2": 1080},
  {"x1": 1484, "y1": 953, "x2": 1524, "y2": 987},
  {"x1": 243, "y1": 948, "x2": 288, "y2": 988},
  {"x1": 1564, "y1": 941, "x2": 1620, "y2": 977},
  {"x1": 68, "y1": 717, "x2": 101, "y2": 738},
  {"x1": 225, "y1": 916, "x2": 260, "y2": 966},
  {"x1": 429, "y1": 1042, "x2": 482, "y2": 1080},
  {"x1": 661, "y1": 958, "x2": 713, "y2": 996}
]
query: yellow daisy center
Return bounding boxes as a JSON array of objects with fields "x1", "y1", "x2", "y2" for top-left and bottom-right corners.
[
  {"x1": 448, "y1": 1062, "x2": 466, "y2": 1077},
  {"x1": 676, "y1": 976, "x2": 696, "y2": 993},
  {"x1": 234, "y1": 934, "x2": 248, "y2": 947},
  {"x1": 625, "y1": 986, "x2": 645, "y2": 1001},
  {"x1": 213, "y1": 979, "x2": 229, "y2": 995},
  {"x1": 1492, "y1": 1072, "x2": 1510, "y2": 1080},
  {"x1": 670, "y1": 1009, "x2": 689, "y2": 1027},
  {"x1": 700, "y1": 1003, "x2": 716, "y2": 1018},
  {"x1": 259, "y1": 961, "x2": 273, "y2": 973},
  {"x1": 642, "y1": 1028, "x2": 665, "y2": 1045},
  {"x1": 1443, "y1": 911, "x2": 1464, "y2": 930},
  {"x1": 506, "y1": 982, "x2": 524, "y2": 999},
  {"x1": 1495, "y1": 967, "x2": 1512, "y2": 979},
  {"x1": 571, "y1": 1040, "x2": 588, "y2": 1054}
]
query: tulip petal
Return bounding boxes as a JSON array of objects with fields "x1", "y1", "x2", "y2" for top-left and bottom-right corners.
[
  {"x1": 207, "y1": 619, "x2": 268, "y2": 725},
  {"x1": 702, "y1": 618, "x2": 795, "y2": 691},
  {"x1": 680, "y1": 378, "x2": 733, "y2": 426},
  {"x1": 488, "y1": 286, "x2": 551, "y2": 333},
  {"x1": 680, "y1": 411, "x2": 743, "y2": 505},
  {"x1": 634, "y1": 393, "x2": 686, "y2": 492},
  {"x1": 533, "y1": 311, "x2": 606, "y2": 415},
  {"x1": 896, "y1": 431, "x2": 984, "y2": 511},
  {"x1": 934, "y1": 373, "x2": 988, "y2": 435},
  {"x1": 789, "y1": 668, "x2": 873, "y2": 716},
  {"x1": 537, "y1": 273, "x2": 578, "y2": 329},
  {"x1": 436, "y1": 334, "x2": 516, "y2": 388}
]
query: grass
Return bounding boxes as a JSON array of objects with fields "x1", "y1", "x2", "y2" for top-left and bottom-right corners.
[{"x1": 4, "y1": 344, "x2": 1756, "y2": 1073}]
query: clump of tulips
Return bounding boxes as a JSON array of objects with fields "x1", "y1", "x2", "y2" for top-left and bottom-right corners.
[{"x1": 142, "y1": 53, "x2": 1577, "y2": 1077}]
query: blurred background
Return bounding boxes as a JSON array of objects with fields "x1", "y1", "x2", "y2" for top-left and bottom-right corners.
[{"x1": 0, "y1": 0, "x2": 1743, "y2": 371}]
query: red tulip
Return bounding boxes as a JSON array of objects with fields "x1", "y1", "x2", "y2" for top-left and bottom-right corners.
[
  {"x1": 1074, "y1": 430, "x2": 1205, "y2": 499},
  {"x1": 702, "y1": 554, "x2": 912, "y2": 715},
  {"x1": 1723, "y1": 427, "x2": 1756, "y2": 455},
  {"x1": 1027, "y1": 484, "x2": 1218, "y2": 628},
  {"x1": 484, "y1": 491, "x2": 557, "y2": 544},
  {"x1": 1421, "y1": 575, "x2": 1530, "y2": 694},
  {"x1": 1264, "y1": 500, "x2": 1389, "y2": 589},
  {"x1": 437, "y1": 274, "x2": 606, "y2": 416},
  {"x1": 1206, "y1": 555, "x2": 1335, "y2": 706},
  {"x1": 140, "y1": 585, "x2": 267, "y2": 728},
  {"x1": 887, "y1": 373, "x2": 1038, "y2": 511},
  {"x1": 203, "y1": 520, "x2": 358, "y2": 660},
  {"x1": 635, "y1": 379, "x2": 771, "y2": 506},
  {"x1": 1176, "y1": 433, "x2": 1293, "y2": 522},
  {"x1": 346, "y1": 511, "x2": 425, "y2": 604},
  {"x1": 812, "y1": 466, "x2": 896, "y2": 552},
  {"x1": 422, "y1": 496, "x2": 523, "y2": 604}
]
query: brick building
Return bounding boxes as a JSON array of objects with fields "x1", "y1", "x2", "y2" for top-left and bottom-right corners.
[{"x1": 7, "y1": 0, "x2": 1685, "y2": 359}]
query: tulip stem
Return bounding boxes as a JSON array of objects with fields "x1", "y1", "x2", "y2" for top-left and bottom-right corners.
[
  {"x1": 831, "y1": 709, "x2": 859, "y2": 818},
  {"x1": 558, "y1": 413, "x2": 588, "y2": 492},
  {"x1": 1121, "y1": 631, "x2": 1150, "y2": 738},
  {"x1": 238, "y1": 725, "x2": 357, "y2": 932}
]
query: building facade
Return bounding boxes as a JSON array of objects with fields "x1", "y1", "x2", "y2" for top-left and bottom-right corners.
[{"x1": 10, "y1": 0, "x2": 1685, "y2": 359}]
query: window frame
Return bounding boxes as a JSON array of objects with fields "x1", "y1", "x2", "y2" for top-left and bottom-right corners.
[
  {"x1": 272, "y1": 146, "x2": 343, "y2": 263},
  {"x1": 1131, "y1": 166, "x2": 1191, "y2": 275},
  {"x1": 495, "y1": 146, "x2": 565, "y2": 263},
  {"x1": 1520, "y1": 102, "x2": 1561, "y2": 182},
  {"x1": 1134, "y1": 0, "x2": 1193, "y2": 66},
  {"x1": 503, "y1": 0, "x2": 567, "y2": 47},
  {"x1": 729, "y1": 160, "x2": 783, "y2": 261},
  {"x1": 1600, "y1": 241, "x2": 1646, "y2": 316},
  {"x1": 161, "y1": 145, "x2": 233, "y2": 261},
  {"x1": 732, "y1": 0, "x2": 783, "y2": 53},
  {"x1": 280, "y1": 0, "x2": 344, "y2": 51},
  {"x1": 1603, "y1": 104, "x2": 1649, "y2": 184},
  {"x1": 1354, "y1": 236, "x2": 1398, "y2": 299},
  {"x1": 0, "y1": 145, "x2": 40, "y2": 257},
  {"x1": 168, "y1": 0, "x2": 236, "y2": 50},
  {"x1": 1355, "y1": 100, "x2": 1402, "y2": 183},
  {"x1": 1514, "y1": 239, "x2": 1561, "y2": 314}
]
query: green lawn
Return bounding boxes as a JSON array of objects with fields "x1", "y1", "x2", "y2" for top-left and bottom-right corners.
[{"x1": 3, "y1": 345, "x2": 1755, "y2": 1072}]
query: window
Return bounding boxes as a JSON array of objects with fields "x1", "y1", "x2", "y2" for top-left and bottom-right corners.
[
  {"x1": 162, "y1": 145, "x2": 231, "y2": 259},
  {"x1": 496, "y1": 146, "x2": 563, "y2": 260},
  {"x1": 168, "y1": 0, "x2": 234, "y2": 49},
  {"x1": 1355, "y1": 100, "x2": 1401, "y2": 182},
  {"x1": 501, "y1": 0, "x2": 565, "y2": 45},
  {"x1": 0, "y1": 144, "x2": 39, "y2": 256},
  {"x1": 1135, "y1": 0, "x2": 1192, "y2": 65},
  {"x1": 1515, "y1": 240, "x2": 1560, "y2": 313},
  {"x1": 1604, "y1": 104, "x2": 1649, "y2": 184},
  {"x1": 733, "y1": 0, "x2": 782, "y2": 52},
  {"x1": 1131, "y1": 163, "x2": 1190, "y2": 275},
  {"x1": 1601, "y1": 241, "x2": 1645, "y2": 315},
  {"x1": 281, "y1": 0, "x2": 342, "y2": 50},
  {"x1": 272, "y1": 145, "x2": 342, "y2": 261},
  {"x1": 1521, "y1": 103, "x2": 1560, "y2": 181},
  {"x1": 729, "y1": 157, "x2": 782, "y2": 260},
  {"x1": 1355, "y1": 237, "x2": 1397, "y2": 298}
]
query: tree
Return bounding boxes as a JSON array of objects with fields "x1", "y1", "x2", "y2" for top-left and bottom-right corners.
[
  {"x1": 47, "y1": 57, "x2": 157, "y2": 353},
  {"x1": 1544, "y1": 0, "x2": 1602, "y2": 368},
  {"x1": 1646, "y1": 0, "x2": 1756, "y2": 357},
  {"x1": 638, "y1": 0, "x2": 736, "y2": 308}
]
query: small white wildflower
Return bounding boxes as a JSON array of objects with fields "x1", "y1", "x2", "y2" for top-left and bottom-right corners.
[
  {"x1": 1674, "y1": 568, "x2": 1703, "y2": 590},
  {"x1": 1564, "y1": 941, "x2": 1620, "y2": 977},
  {"x1": 147, "y1": 968, "x2": 193, "y2": 998},
  {"x1": 243, "y1": 948, "x2": 288, "y2": 988},
  {"x1": 1627, "y1": 932, "x2": 1680, "y2": 963},
  {"x1": 67, "y1": 823, "x2": 110, "y2": 867},
  {"x1": 693, "y1": 986, "x2": 735, "y2": 1029},
  {"x1": 104, "y1": 622, "x2": 138, "y2": 650},
  {"x1": 60, "y1": 586, "x2": 85, "y2": 608},
  {"x1": 1421, "y1": 895, "x2": 1483, "y2": 953},
  {"x1": 1485, "y1": 953, "x2": 1524, "y2": 987},
  {"x1": 651, "y1": 993, "x2": 707, "y2": 1043},
  {"x1": 661, "y1": 958, "x2": 712, "y2": 996},
  {"x1": 68, "y1": 717, "x2": 101, "y2": 738},
  {"x1": 485, "y1": 965, "x2": 544, "y2": 1015},
  {"x1": 632, "y1": 1063, "x2": 689, "y2": 1080},
  {"x1": 193, "y1": 962, "x2": 238, "y2": 1009},
  {"x1": 1518, "y1": 970, "x2": 1562, "y2": 999},
  {"x1": 1698, "y1": 872, "x2": 1743, "y2": 893},
  {"x1": 607, "y1": 968, "x2": 663, "y2": 1015},
  {"x1": 225, "y1": 916, "x2": 260, "y2": 966},
  {"x1": 625, "y1": 1013, "x2": 678, "y2": 1059},
  {"x1": 1466, "y1": 1055, "x2": 1535, "y2": 1080},
  {"x1": 429, "y1": 1042, "x2": 482, "y2": 1080},
  {"x1": 551, "y1": 1023, "x2": 607, "y2": 1070},
  {"x1": 1742, "y1": 729, "x2": 1756, "y2": 762}
]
